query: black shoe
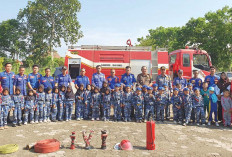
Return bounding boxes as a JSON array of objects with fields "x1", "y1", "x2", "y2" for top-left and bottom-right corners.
[
  {"x1": 52, "y1": 120, "x2": 57, "y2": 122},
  {"x1": 12, "y1": 124, "x2": 16, "y2": 127},
  {"x1": 18, "y1": 123, "x2": 22, "y2": 126}
]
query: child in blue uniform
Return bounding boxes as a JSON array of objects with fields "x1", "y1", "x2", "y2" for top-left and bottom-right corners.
[
  {"x1": 45, "y1": 87, "x2": 52, "y2": 122},
  {"x1": 112, "y1": 84, "x2": 122, "y2": 121},
  {"x1": 208, "y1": 87, "x2": 219, "y2": 127},
  {"x1": 182, "y1": 88, "x2": 192, "y2": 126},
  {"x1": 75, "y1": 84, "x2": 84, "y2": 121},
  {"x1": 144, "y1": 87, "x2": 155, "y2": 122},
  {"x1": 156, "y1": 87, "x2": 168, "y2": 122},
  {"x1": 91, "y1": 87, "x2": 101, "y2": 121},
  {"x1": 170, "y1": 88, "x2": 182, "y2": 124},
  {"x1": 65, "y1": 85, "x2": 75, "y2": 121},
  {"x1": 12, "y1": 87, "x2": 24, "y2": 127},
  {"x1": 0, "y1": 88, "x2": 12, "y2": 130},
  {"x1": 24, "y1": 89, "x2": 35, "y2": 124},
  {"x1": 163, "y1": 83, "x2": 171, "y2": 120},
  {"x1": 152, "y1": 83, "x2": 158, "y2": 96},
  {"x1": 35, "y1": 84, "x2": 45, "y2": 123},
  {"x1": 122, "y1": 85, "x2": 133, "y2": 122},
  {"x1": 83, "y1": 84, "x2": 92, "y2": 120},
  {"x1": 51, "y1": 86, "x2": 59, "y2": 122},
  {"x1": 58, "y1": 85, "x2": 66, "y2": 121},
  {"x1": 102, "y1": 88, "x2": 111, "y2": 121},
  {"x1": 192, "y1": 87, "x2": 206, "y2": 126},
  {"x1": 133, "y1": 87, "x2": 144, "y2": 123}
]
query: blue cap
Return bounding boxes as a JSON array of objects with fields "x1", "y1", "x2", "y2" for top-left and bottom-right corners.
[
  {"x1": 125, "y1": 85, "x2": 131, "y2": 88},
  {"x1": 115, "y1": 84, "x2": 120, "y2": 87},
  {"x1": 183, "y1": 88, "x2": 189, "y2": 91},
  {"x1": 209, "y1": 87, "x2": 214, "y2": 92},
  {"x1": 178, "y1": 69, "x2": 183, "y2": 73},
  {"x1": 158, "y1": 87, "x2": 164, "y2": 91},
  {"x1": 136, "y1": 87, "x2": 142, "y2": 91},
  {"x1": 142, "y1": 85, "x2": 148, "y2": 88},
  {"x1": 152, "y1": 83, "x2": 158, "y2": 87},
  {"x1": 162, "y1": 83, "x2": 168, "y2": 87},
  {"x1": 187, "y1": 83, "x2": 192, "y2": 86},
  {"x1": 147, "y1": 87, "x2": 153, "y2": 90},
  {"x1": 193, "y1": 87, "x2": 200, "y2": 91},
  {"x1": 173, "y1": 88, "x2": 179, "y2": 91}
]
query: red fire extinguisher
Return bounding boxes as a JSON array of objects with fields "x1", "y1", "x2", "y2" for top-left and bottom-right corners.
[{"x1": 146, "y1": 120, "x2": 155, "y2": 150}]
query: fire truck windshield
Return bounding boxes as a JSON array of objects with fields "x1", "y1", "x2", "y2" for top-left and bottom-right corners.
[{"x1": 193, "y1": 54, "x2": 210, "y2": 71}]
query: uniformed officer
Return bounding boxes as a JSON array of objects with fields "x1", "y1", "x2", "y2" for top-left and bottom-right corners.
[
  {"x1": 74, "y1": 68, "x2": 90, "y2": 90},
  {"x1": 91, "y1": 65, "x2": 105, "y2": 89},
  {"x1": 121, "y1": 66, "x2": 136, "y2": 89},
  {"x1": 13, "y1": 66, "x2": 27, "y2": 95},
  {"x1": 0, "y1": 63, "x2": 15, "y2": 95},
  {"x1": 27, "y1": 64, "x2": 42, "y2": 94},
  {"x1": 39, "y1": 68, "x2": 55, "y2": 90},
  {"x1": 189, "y1": 70, "x2": 203, "y2": 89},
  {"x1": 137, "y1": 66, "x2": 152, "y2": 87},
  {"x1": 204, "y1": 66, "x2": 220, "y2": 87},
  {"x1": 107, "y1": 69, "x2": 120, "y2": 91},
  {"x1": 55, "y1": 66, "x2": 72, "y2": 87},
  {"x1": 156, "y1": 66, "x2": 172, "y2": 93},
  {"x1": 173, "y1": 69, "x2": 187, "y2": 89}
]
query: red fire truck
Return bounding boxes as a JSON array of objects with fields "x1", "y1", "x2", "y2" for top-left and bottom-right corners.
[{"x1": 64, "y1": 45, "x2": 212, "y2": 82}]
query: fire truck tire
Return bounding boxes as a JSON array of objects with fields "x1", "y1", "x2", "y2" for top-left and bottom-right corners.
[{"x1": 34, "y1": 139, "x2": 60, "y2": 153}]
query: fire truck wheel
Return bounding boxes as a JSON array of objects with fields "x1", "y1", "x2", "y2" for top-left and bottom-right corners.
[{"x1": 34, "y1": 139, "x2": 60, "y2": 153}]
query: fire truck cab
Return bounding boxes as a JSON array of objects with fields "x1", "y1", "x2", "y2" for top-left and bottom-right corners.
[{"x1": 169, "y1": 48, "x2": 212, "y2": 80}]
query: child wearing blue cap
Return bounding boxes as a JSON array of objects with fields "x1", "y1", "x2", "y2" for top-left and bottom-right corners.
[
  {"x1": 170, "y1": 88, "x2": 182, "y2": 124},
  {"x1": 182, "y1": 88, "x2": 192, "y2": 126},
  {"x1": 142, "y1": 85, "x2": 148, "y2": 96},
  {"x1": 144, "y1": 87, "x2": 155, "y2": 122},
  {"x1": 152, "y1": 83, "x2": 158, "y2": 95},
  {"x1": 133, "y1": 87, "x2": 144, "y2": 123},
  {"x1": 192, "y1": 87, "x2": 206, "y2": 126},
  {"x1": 112, "y1": 84, "x2": 123, "y2": 121},
  {"x1": 156, "y1": 87, "x2": 168, "y2": 122},
  {"x1": 176, "y1": 83, "x2": 183, "y2": 97},
  {"x1": 163, "y1": 83, "x2": 171, "y2": 120},
  {"x1": 208, "y1": 87, "x2": 219, "y2": 127},
  {"x1": 122, "y1": 85, "x2": 133, "y2": 122}
]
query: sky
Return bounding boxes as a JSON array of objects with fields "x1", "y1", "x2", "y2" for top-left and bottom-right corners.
[{"x1": 0, "y1": 0, "x2": 232, "y2": 57}]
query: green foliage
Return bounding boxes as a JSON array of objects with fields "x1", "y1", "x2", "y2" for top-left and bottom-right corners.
[
  {"x1": 137, "y1": 6, "x2": 232, "y2": 71},
  {"x1": 18, "y1": 0, "x2": 83, "y2": 63}
]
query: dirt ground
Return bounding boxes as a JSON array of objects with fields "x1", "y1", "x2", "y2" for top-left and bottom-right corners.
[{"x1": 0, "y1": 119, "x2": 231, "y2": 157}]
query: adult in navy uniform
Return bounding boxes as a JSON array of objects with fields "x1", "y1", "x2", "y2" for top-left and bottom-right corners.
[
  {"x1": 0, "y1": 63, "x2": 15, "y2": 95},
  {"x1": 107, "y1": 69, "x2": 120, "y2": 91},
  {"x1": 91, "y1": 65, "x2": 105, "y2": 88},
  {"x1": 39, "y1": 68, "x2": 55, "y2": 90},
  {"x1": 74, "y1": 68, "x2": 90, "y2": 90},
  {"x1": 55, "y1": 66, "x2": 72, "y2": 87},
  {"x1": 156, "y1": 66, "x2": 172, "y2": 93},
  {"x1": 121, "y1": 66, "x2": 136, "y2": 89},
  {"x1": 189, "y1": 70, "x2": 203, "y2": 89},
  {"x1": 173, "y1": 69, "x2": 187, "y2": 89},
  {"x1": 13, "y1": 66, "x2": 27, "y2": 95},
  {"x1": 27, "y1": 64, "x2": 42, "y2": 94}
]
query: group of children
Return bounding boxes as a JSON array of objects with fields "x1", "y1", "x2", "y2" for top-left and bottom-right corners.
[{"x1": 0, "y1": 80, "x2": 231, "y2": 130}]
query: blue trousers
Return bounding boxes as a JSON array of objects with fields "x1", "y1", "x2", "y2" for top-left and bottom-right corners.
[
  {"x1": 24, "y1": 108, "x2": 34, "y2": 123},
  {"x1": 165, "y1": 104, "x2": 170, "y2": 119},
  {"x1": 51, "y1": 103, "x2": 58, "y2": 121},
  {"x1": 135, "y1": 105, "x2": 143, "y2": 121},
  {"x1": 45, "y1": 102, "x2": 51, "y2": 120},
  {"x1": 208, "y1": 108, "x2": 218, "y2": 122},
  {"x1": 0, "y1": 106, "x2": 9, "y2": 127},
  {"x1": 145, "y1": 105, "x2": 154, "y2": 120},
  {"x1": 173, "y1": 106, "x2": 182, "y2": 122},
  {"x1": 92, "y1": 106, "x2": 100, "y2": 119},
  {"x1": 35, "y1": 102, "x2": 44, "y2": 122},
  {"x1": 65, "y1": 101, "x2": 74, "y2": 120},
  {"x1": 103, "y1": 106, "x2": 110, "y2": 120},
  {"x1": 13, "y1": 106, "x2": 22, "y2": 124},
  {"x1": 124, "y1": 104, "x2": 131, "y2": 121},
  {"x1": 58, "y1": 103, "x2": 64, "y2": 121},
  {"x1": 195, "y1": 107, "x2": 205, "y2": 123},
  {"x1": 113, "y1": 103, "x2": 121, "y2": 120},
  {"x1": 75, "y1": 101, "x2": 83, "y2": 119},
  {"x1": 157, "y1": 104, "x2": 165, "y2": 121},
  {"x1": 83, "y1": 102, "x2": 90, "y2": 119},
  {"x1": 184, "y1": 105, "x2": 192, "y2": 123}
]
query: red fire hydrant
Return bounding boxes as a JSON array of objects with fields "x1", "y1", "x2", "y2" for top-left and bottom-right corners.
[{"x1": 70, "y1": 131, "x2": 76, "y2": 150}]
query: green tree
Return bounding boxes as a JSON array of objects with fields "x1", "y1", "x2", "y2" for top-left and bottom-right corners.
[
  {"x1": 0, "y1": 19, "x2": 27, "y2": 59},
  {"x1": 18, "y1": 0, "x2": 83, "y2": 62}
]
